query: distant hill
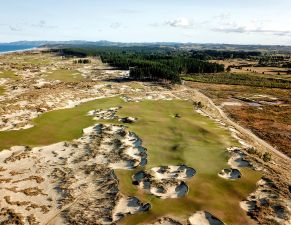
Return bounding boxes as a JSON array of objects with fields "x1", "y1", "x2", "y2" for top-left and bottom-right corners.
[{"x1": 1, "y1": 41, "x2": 291, "y2": 53}]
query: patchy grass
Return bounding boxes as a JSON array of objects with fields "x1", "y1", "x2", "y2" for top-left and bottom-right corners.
[
  {"x1": 0, "y1": 86, "x2": 4, "y2": 95},
  {"x1": 0, "y1": 98, "x2": 260, "y2": 225},
  {"x1": 45, "y1": 69, "x2": 84, "y2": 82},
  {"x1": 22, "y1": 58, "x2": 51, "y2": 65},
  {"x1": 128, "y1": 82, "x2": 145, "y2": 89},
  {"x1": 0, "y1": 70, "x2": 18, "y2": 79},
  {"x1": 14, "y1": 55, "x2": 51, "y2": 66}
]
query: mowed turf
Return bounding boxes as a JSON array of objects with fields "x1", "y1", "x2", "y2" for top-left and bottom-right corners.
[
  {"x1": 0, "y1": 97, "x2": 124, "y2": 149},
  {"x1": 0, "y1": 97, "x2": 260, "y2": 225},
  {"x1": 116, "y1": 100, "x2": 260, "y2": 225},
  {"x1": 45, "y1": 69, "x2": 84, "y2": 82}
]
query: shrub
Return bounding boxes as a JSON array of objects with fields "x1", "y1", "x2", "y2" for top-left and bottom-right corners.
[
  {"x1": 262, "y1": 152, "x2": 272, "y2": 162},
  {"x1": 247, "y1": 147, "x2": 257, "y2": 154},
  {"x1": 193, "y1": 101, "x2": 203, "y2": 109}
]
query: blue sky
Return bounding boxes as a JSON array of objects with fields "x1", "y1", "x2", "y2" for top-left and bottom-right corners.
[{"x1": 1, "y1": 0, "x2": 291, "y2": 45}]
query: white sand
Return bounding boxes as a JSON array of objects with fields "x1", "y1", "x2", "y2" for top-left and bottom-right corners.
[
  {"x1": 112, "y1": 196, "x2": 150, "y2": 222},
  {"x1": 133, "y1": 164, "x2": 195, "y2": 199},
  {"x1": 227, "y1": 147, "x2": 251, "y2": 168},
  {"x1": 240, "y1": 200, "x2": 256, "y2": 212},
  {"x1": 150, "y1": 165, "x2": 196, "y2": 180},
  {"x1": 150, "y1": 181, "x2": 188, "y2": 199},
  {"x1": 188, "y1": 211, "x2": 224, "y2": 225},
  {"x1": 149, "y1": 217, "x2": 182, "y2": 225},
  {"x1": 0, "y1": 122, "x2": 149, "y2": 224},
  {"x1": 218, "y1": 168, "x2": 242, "y2": 180}
]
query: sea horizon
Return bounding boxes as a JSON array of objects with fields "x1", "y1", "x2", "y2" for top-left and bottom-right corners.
[{"x1": 0, "y1": 44, "x2": 38, "y2": 55}]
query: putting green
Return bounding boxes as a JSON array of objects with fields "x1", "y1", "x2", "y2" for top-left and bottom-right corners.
[{"x1": 0, "y1": 97, "x2": 260, "y2": 225}]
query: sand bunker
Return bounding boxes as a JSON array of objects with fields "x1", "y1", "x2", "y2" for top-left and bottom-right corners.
[
  {"x1": 240, "y1": 178, "x2": 291, "y2": 223},
  {"x1": 240, "y1": 200, "x2": 257, "y2": 212},
  {"x1": 227, "y1": 147, "x2": 251, "y2": 168},
  {"x1": 89, "y1": 107, "x2": 138, "y2": 125},
  {"x1": 150, "y1": 181, "x2": 188, "y2": 199},
  {"x1": 119, "y1": 116, "x2": 137, "y2": 123},
  {"x1": 88, "y1": 107, "x2": 121, "y2": 120},
  {"x1": 188, "y1": 211, "x2": 225, "y2": 225},
  {"x1": 150, "y1": 165, "x2": 196, "y2": 180},
  {"x1": 218, "y1": 168, "x2": 242, "y2": 180},
  {"x1": 133, "y1": 165, "x2": 195, "y2": 199},
  {"x1": 121, "y1": 95, "x2": 141, "y2": 103},
  {"x1": 148, "y1": 217, "x2": 182, "y2": 225},
  {"x1": 112, "y1": 196, "x2": 150, "y2": 222},
  {"x1": 84, "y1": 124, "x2": 147, "y2": 170}
]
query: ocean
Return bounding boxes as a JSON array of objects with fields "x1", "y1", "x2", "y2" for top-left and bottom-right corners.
[{"x1": 0, "y1": 44, "x2": 38, "y2": 54}]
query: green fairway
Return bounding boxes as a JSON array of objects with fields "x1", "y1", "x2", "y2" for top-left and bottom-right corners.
[
  {"x1": 0, "y1": 97, "x2": 123, "y2": 149},
  {"x1": 45, "y1": 69, "x2": 84, "y2": 82},
  {"x1": 116, "y1": 100, "x2": 260, "y2": 225},
  {"x1": 0, "y1": 97, "x2": 260, "y2": 225}
]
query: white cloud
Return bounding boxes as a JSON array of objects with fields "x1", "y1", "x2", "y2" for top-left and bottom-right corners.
[
  {"x1": 32, "y1": 20, "x2": 57, "y2": 29},
  {"x1": 213, "y1": 25, "x2": 291, "y2": 36},
  {"x1": 116, "y1": 9, "x2": 141, "y2": 14},
  {"x1": 214, "y1": 12, "x2": 231, "y2": 21},
  {"x1": 211, "y1": 14, "x2": 291, "y2": 36},
  {"x1": 110, "y1": 22, "x2": 122, "y2": 29},
  {"x1": 165, "y1": 17, "x2": 194, "y2": 29},
  {"x1": 9, "y1": 26, "x2": 21, "y2": 31}
]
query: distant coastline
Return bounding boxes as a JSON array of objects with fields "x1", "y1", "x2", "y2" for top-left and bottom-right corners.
[{"x1": 0, "y1": 45, "x2": 39, "y2": 55}]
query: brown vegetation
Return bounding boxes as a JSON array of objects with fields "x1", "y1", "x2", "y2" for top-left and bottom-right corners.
[{"x1": 186, "y1": 81, "x2": 291, "y2": 157}]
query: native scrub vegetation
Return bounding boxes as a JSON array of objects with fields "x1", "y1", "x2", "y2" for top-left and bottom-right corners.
[
  {"x1": 190, "y1": 50, "x2": 262, "y2": 60},
  {"x1": 183, "y1": 72, "x2": 291, "y2": 89}
]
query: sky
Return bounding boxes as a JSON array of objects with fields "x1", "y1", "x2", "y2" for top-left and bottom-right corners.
[{"x1": 0, "y1": 0, "x2": 291, "y2": 45}]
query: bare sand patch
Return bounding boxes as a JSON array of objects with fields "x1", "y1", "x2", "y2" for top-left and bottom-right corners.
[
  {"x1": 112, "y1": 196, "x2": 150, "y2": 222},
  {"x1": 148, "y1": 217, "x2": 182, "y2": 225},
  {"x1": 218, "y1": 168, "x2": 242, "y2": 180},
  {"x1": 188, "y1": 211, "x2": 225, "y2": 225},
  {"x1": 240, "y1": 178, "x2": 291, "y2": 224},
  {"x1": 132, "y1": 165, "x2": 195, "y2": 199},
  {"x1": 227, "y1": 147, "x2": 251, "y2": 168},
  {"x1": 150, "y1": 165, "x2": 196, "y2": 180},
  {"x1": 0, "y1": 122, "x2": 148, "y2": 224},
  {"x1": 88, "y1": 107, "x2": 120, "y2": 120},
  {"x1": 118, "y1": 116, "x2": 137, "y2": 123}
]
